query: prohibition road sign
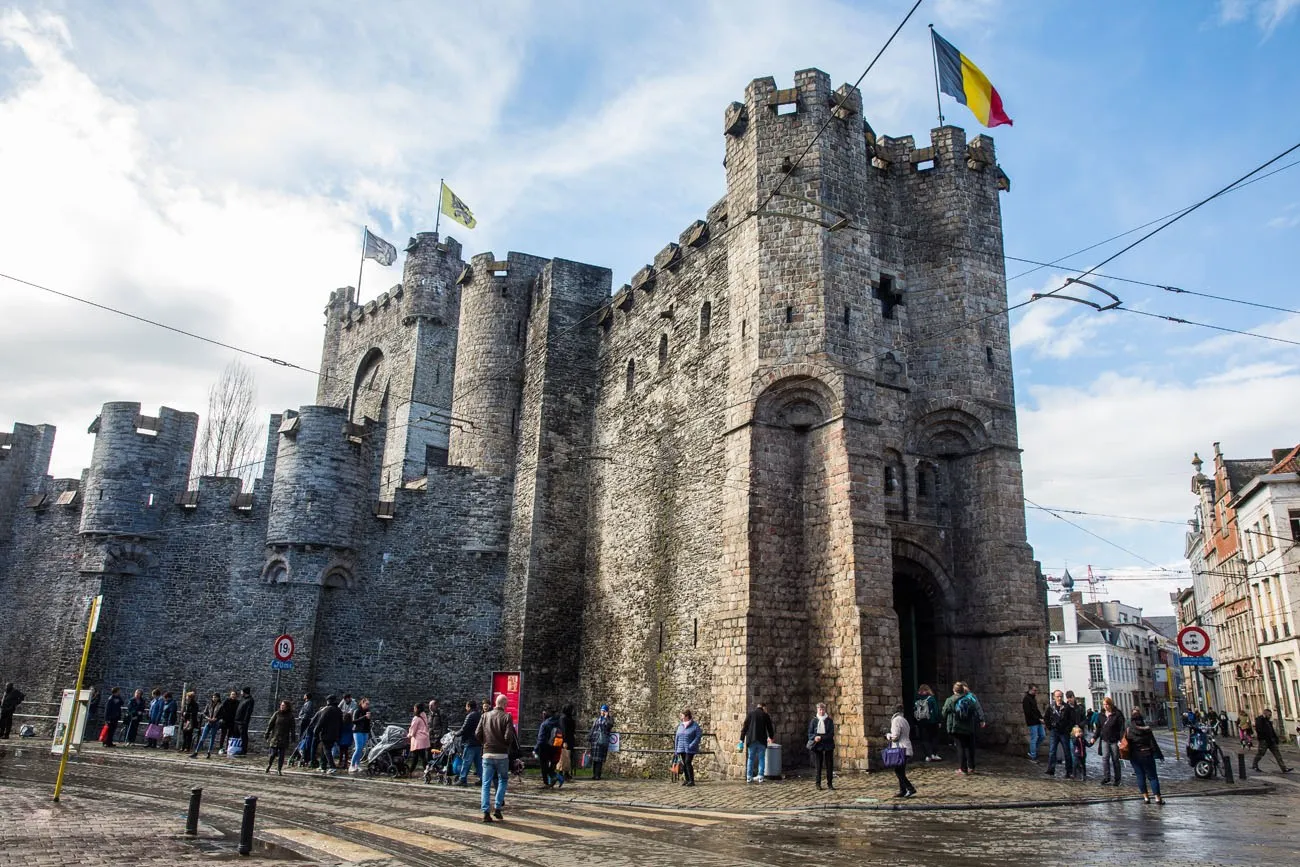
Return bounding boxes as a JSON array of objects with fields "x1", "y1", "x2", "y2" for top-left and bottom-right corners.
[
  {"x1": 1177, "y1": 626, "x2": 1210, "y2": 657},
  {"x1": 273, "y1": 634, "x2": 295, "y2": 662}
]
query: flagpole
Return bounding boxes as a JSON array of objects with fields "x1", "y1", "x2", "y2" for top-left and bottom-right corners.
[
  {"x1": 434, "y1": 179, "x2": 444, "y2": 237},
  {"x1": 928, "y1": 24, "x2": 945, "y2": 127},
  {"x1": 357, "y1": 225, "x2": 367, "y2": 295}
]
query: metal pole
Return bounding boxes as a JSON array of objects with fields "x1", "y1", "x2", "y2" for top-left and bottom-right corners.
[
  {"x1": 1223, "y1": 746, "x2": 1234, "y2": 783},
  {"x1": 53, "y1": 595, "x2": 101, "y2": 802},
  {"x1": 1167, "y1": 665, "x2": 1180, "y2": 760},
  {"x1": 238, "y1": 796, "x2": 257, "y2": 856},
  {"x1": 435, "y1": 180, "x2": 443, "y2": 237},
  {"x1": 356, "y1": 226, "x2": 367, "y2": 296},
  {"x1": 185, "y1": 787, "x2": 202, "y2": 835},
  {"x1": 927, "y1": 25, "x2": 945, "y2": 126}
]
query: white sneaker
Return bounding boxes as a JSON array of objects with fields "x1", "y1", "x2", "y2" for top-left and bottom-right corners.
[{"x1": 755, "y1": 776, "x2": 765, "y2": 783}]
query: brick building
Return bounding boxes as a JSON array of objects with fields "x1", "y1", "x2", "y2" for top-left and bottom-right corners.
[{"x1": 0, "y1": 69, "x2": 1044, "y2": 773}]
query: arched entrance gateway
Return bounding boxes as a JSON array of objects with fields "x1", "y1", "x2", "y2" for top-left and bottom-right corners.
[{"x1": 892, "y1": 550, "x2": 954, "y2": 707}]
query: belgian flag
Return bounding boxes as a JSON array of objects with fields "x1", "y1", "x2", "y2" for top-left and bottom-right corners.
[{"x1": 931, "y1": 30, "x2": 1013, "y2": 128}]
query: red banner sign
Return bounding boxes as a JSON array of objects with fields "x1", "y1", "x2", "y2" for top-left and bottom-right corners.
[{"x1": 490, "y1": 671, "x2": 522, "y2": 724}]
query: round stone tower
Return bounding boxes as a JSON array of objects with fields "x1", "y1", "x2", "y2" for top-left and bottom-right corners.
[
  {"x1": 447, "y1": 251, "x2": 548, "y2": 474},
  {"x1": 266, "y1": 405, "x2": 367, "y2": 550},
  {"x1": 80, "y1": 402, "x2": 199, "y2": 536}
]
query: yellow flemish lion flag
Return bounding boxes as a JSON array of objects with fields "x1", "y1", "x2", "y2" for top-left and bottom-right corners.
[{"x1": 440, "y1": 181, "x2": 477, "y2": 229}]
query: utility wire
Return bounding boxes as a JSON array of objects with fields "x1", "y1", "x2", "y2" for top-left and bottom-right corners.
[
  {"x1": 1026, "y1": 498, "x2": 1169, "y2": 571},
  {"x1": 1025, "y1": 505, "x2": 1187, "y2": 526},
  {"x1": 1112, "y1": 307, "x2": 1300, "y2": 348}
]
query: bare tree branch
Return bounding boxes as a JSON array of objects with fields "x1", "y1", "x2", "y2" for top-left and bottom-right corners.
[{"x1": 193, "y1": 359, "x2": 264, "y2": 488}]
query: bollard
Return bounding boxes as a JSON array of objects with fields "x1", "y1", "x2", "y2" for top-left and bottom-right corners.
[
  {"x1": 237, "y1": 796, "x2": 257, "y2": 857},
  {"x1": 185, "y1": 787, "x2": 202, "y2": 836},
  {"x1": 1223, "y1": 750, "x2": 1234, "y2": 783},
  {"x1": 1239, "y1": 752, "x2": 1248, "y2": 780}
]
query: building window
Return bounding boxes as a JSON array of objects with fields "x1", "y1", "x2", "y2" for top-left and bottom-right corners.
[
  {"x1": 626, "y1": 359, "x2": 635, "y2": 393},
  {"x1": 1262, "y1": 514, "x2": 1274, "y2": 550},
  {"x1": 1289, "y1": 510, "x2": 1300, "y2": 541},
  {"x1": 1089, "y1": 655, "x2": 1104, "y2": 683},
  {"x1": 699, "y1": 301, "x2": 712, "y2": 339},
  {"x1": 875, "y1": 274, "x2": 903, "y2": 319},
  {"x1": 1049, "y1": 656, "x2": 1061, "y2": 679},
  {"x1": 658, "y1": 333, "x2": 669, "y2": 368},
  {"x1": 884, "y1": 465, "x2": 897, "y2": 494}
]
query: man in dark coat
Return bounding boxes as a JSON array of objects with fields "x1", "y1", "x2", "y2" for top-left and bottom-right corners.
[
  {"x1": 1023, "y1": 684, "x2": 1044, "y2": 760},
  {"x1": 1044, "y1": 689, "x2": 1075, "y2": 777},
  {"x1": 457, "y1": 700, "x2": 483, "y2": 786},
  {"x1": 233, "y1": 687, "x2": 254, "y2": 755},
  {"x1": 427, "y1": 699, "x2": 446, "y2": 745},
  {"x1": 297, "y1": 694, "x2": 315, "y2": 739},
  {"x1": 0, "y1": 683, "x2": 24, "y2": 738},
  {"x1": 1253, "y1": 708, "x2": 1294, "y2": 773},
  {"x1": 125, "y1": 688, "x2": 146, "y2": 745},
  {"x1": 102, "y1": 687, "x2": 124, "y2": 747},
  {"x1": 742, "y1": 702, "x2": 775, "y2": 783},
  {"x1": 217, "y1": 690, "x2": 239, "y2": 752},
  {"x1": 309, "y1": 695, "x2": 344, "y2": 775}
]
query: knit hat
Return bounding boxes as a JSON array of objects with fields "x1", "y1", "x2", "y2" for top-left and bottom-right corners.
[{"x1": 600, "y1": 704, "x2": 609, "y2": 712}]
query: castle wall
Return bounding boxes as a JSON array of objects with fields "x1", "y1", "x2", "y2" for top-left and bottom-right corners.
[{"x1": 579, "y1": 219, "x2": 732, "y2": 745}]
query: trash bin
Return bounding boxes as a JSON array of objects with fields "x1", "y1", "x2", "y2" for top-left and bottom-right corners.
[{"x1": 764, "y1": 742, "x2": 782, "y2": 778}]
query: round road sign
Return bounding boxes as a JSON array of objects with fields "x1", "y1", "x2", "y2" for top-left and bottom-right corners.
[
  {"x1": 274, "y1": 634, "x2": 295, "y2": 662},
  {"x1": 1177, "y1": 626, "x2": 1210, "y2": 657}
]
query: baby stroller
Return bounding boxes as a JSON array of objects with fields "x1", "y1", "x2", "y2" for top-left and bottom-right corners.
[
  {"x1": 363, "y1": 725, "x2": 410, "y2": 777},
  {"x1": 288, "y1": 731, "x2": 313, "y2": 768},
  {"x1": 425, "y1": 731, "x2": 462, "y2": 785}
]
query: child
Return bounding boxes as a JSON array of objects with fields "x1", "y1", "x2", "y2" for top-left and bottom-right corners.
[
  {"x1": 1238, "y1": 714, "x2": 1254, "y2": 749},
  {"x1": 1070, "y1": 725, "x2": 1088, "y2": 780}
]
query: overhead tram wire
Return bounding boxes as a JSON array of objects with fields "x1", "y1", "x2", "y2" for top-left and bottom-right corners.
[
  {"x1": 1024, "y1": 504, "x2": 1188, "y2": 526},
  {"x1": 1110, "y1": 307, "x2": 1300, "y2": 349},
  {"x1": 1025, "y1": 498, "x2": 1170, "y2": 571},
  {"x1": 1005, "y1": 156, "x2": 1300, "y2": 285}
]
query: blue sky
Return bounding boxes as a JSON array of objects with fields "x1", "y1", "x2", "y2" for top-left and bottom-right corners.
[{"x1": 2, "y1": 0, "x2": 1298, "y2": 615}]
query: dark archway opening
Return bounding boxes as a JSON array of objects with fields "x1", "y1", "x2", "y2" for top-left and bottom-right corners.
[{"x1": 893, "y1": 557, "x2": 940, "y2": 714}]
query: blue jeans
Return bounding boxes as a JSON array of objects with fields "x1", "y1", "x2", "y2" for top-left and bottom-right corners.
[
  {"x1": 352, "y1": 733, "x2": 368, "y2": 768},
  {"x1": 459, "y1": 743, "x2": 482, "y2": 783},
  {"x1": 1027, "y1": 724, "x2": 1045, "y2": 759},
  {"x1": 1130, "y1": 755, "x2": 1160, "y2": 795},
  {"x1": 1047, "y1": 730, "x2": 1073, "y2": 776},
  {"x1": 480, "y1": 756, "x2": 508, "y2": 812},
  {"x1": 192, "y1": 722, "x2": 220, "y2": 756},
  {"x1": 746, "y1": 744, "x2": 766, "y2": 779}
]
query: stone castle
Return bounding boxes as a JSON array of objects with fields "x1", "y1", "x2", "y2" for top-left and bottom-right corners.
[{"x1": 0, "y1": 69, "x2": 1045, "y2": 772}]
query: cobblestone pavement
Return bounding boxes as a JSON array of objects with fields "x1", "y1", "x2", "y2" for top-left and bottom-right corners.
[{"x1": 2, "y1": 737, "x2": 1297, "y2": 866}]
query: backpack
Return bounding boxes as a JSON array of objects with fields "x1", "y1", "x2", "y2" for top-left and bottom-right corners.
[
  {"x1": 913, "y1": 698, "x2": 932, "y2": 721},
  {"x1": 955, "y1": 693, "x2": 978, "y2": 724}
]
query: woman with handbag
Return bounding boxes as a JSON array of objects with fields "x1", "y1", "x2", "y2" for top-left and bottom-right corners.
[
  {"x1": 408, "y1": 703, "x2": 431, "y2": 776},
  {"x1": 1095, "y1": 697, "x2": 1124, "y2": 787},
  {"x1": 180, "y1": 691, "x2": 200, "y2": 753},
  {"x1": 1124, "y1": 708, "x2": 1165, "y2": 805},
  {"x1": 806, "y1": 703, "x2": 835, "y2": 790},
  {"x1": 674, "y1": 709, "x2": 701, "y2": 787},
  {"x1": 144, "y1": 688, "x2": 165, "y2": 748},
  {"x1": 885, "y1": 704, "x2": 916, "y2": 798},
  {"x1": 265, "y1": 700, "x2": 295, "y2": 775}
]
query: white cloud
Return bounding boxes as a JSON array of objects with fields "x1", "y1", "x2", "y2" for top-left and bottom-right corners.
[{"x1": 1217, "y1": 0, "x2": 1300, "y2": 35}]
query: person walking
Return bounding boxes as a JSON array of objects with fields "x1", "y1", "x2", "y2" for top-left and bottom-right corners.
[
  {"x1": 807, "y1": 702, "x2": 835, "y2": 790},
  {"x1": 560, "y1": 704, "x2": 578, "y2": 781},
  {"x1": 1252, "y1": 708, "x2": 1294, "y2": 773},
  {"x1": 180, "y1": 691, "x2": 200, "y2": 753},
  {"x1": 191, "y1": 693, "x2": 223, "y2": 758},
  {"x1": 886, "y1": 704, "x2": 916, "y2": 798},
  {"x1": 534, "y1": 708, "x2": 563, "y2": 788},
  {"x1": 941, "y1": 682, "x2": 981, "y2": 775},
  {"x1": 0, "y1": 683, "x2": 25, "y2": 738},
  {"x1": 408, "y1": 703, "x2": 431, "y2": 776},
  {"x1": 1096, "y1": 696, "x2": 1124, "y2": 786},
  {"x1": 742, "y1": 702, "x2": 775, "y2": 783},
  {"x1": 102, "y1": 687, "x2": 124, "y2": 747},
  {"x1": 309, "y1": 694, "x2": 343, "y2": 775},
  {"x1": 1069, "y1": 725, "x2": 1088, "y2": 780},
  {"x1": 145, "y1": 689, "x2": 165, "y2": 748},
  {"x1": 457, "y1": 700, "x2": 483, "y2": 786},
  {"x1": 588, "y1": 704, "x2": 614, "y2": 780},
  {"x1": 350, "y1": 697, "x2": 372, "y2": 772},
  {"x1": 427, "y1": 699, "x2": 446, "y2": 745},
  {"x1": 265, "y1": 700, "x2": 295, "y2": 775},
  {"x1": 233, "y1": 687, "x2": 255, "y2": 756},
  {"x1": 1125, "y1": 708, "x2": 1165, "y2": 804},
  {"x1": 1044, "y1": 688, "x2": 1076, "y2": 778},
  {"x1": 674, "y1": 709, "x2": 701, "y2": 787},
  {"x1": 297, "y1": 694, "x2": 316, "y2": 767},
  {"x1": 217, "y1": 690, "x2": 239, "y2": 754},
  {"x1": 913, "y1": 684, "x2": 941, "y2": 762},
  {"x1": 1238, "y1": 709, "x2": 1254, "y2": 749},
  {"x1": 476, "y1": 694, "x2": 519, "y2": 823},
  {"x1": 1023, "y1": 684, "x2": 1045, "y2": 761},
  {"x1": 125, "y1": 688, "x2": 146, "y2": 745},
  {"x1": 160, "y1": 692, "x2": 178, "y2": 749}
]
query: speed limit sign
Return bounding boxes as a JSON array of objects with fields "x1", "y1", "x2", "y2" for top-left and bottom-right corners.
[
  {"x1": 1177, "y1": 626, "x2": 1209, "y2": 657},
  {"x1": 273, "y1": 633, "x2": 295, "y2": 662}
]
